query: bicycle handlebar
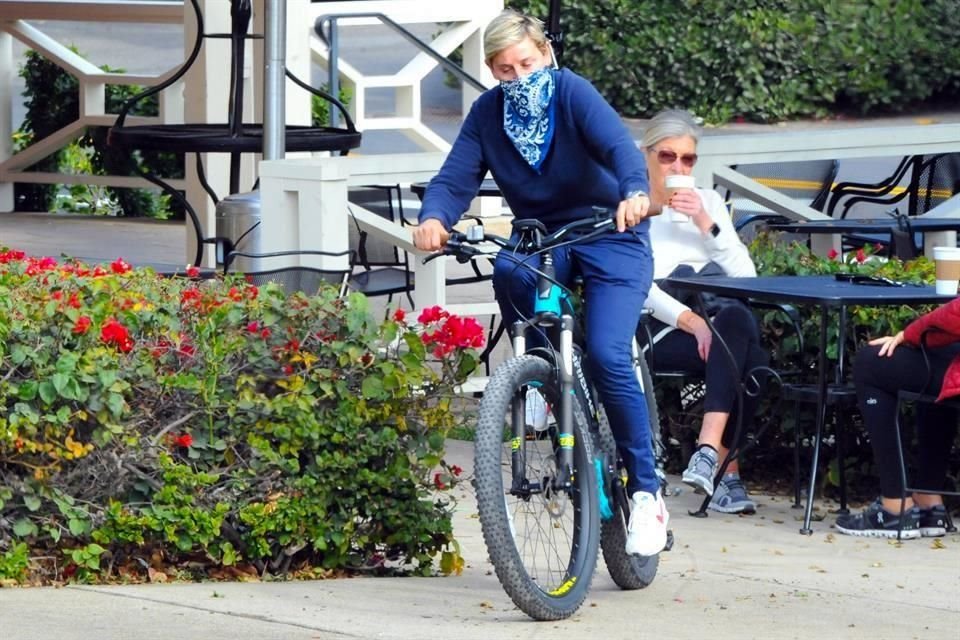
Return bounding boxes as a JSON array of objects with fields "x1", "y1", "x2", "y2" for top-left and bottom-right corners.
[{"x1": 423, "y1": 207, "x2": 615, "y2": 265}]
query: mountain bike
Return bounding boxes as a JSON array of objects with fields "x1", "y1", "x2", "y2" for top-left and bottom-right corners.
[{"x1": 427, "y1": 211, "x2": 672, "y2": 620}]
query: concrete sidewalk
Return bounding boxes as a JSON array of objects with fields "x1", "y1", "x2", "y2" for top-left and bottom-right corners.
[{"x1": 1, "y1": 439, "x2": 958, "y2": 640}]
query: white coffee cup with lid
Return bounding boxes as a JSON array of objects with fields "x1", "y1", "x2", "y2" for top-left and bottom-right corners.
[
  {"x1": 933, "y1": 246, "x2": 960, "y2": 295},
  {"x1": 663, "y1": 174, "x2": 696, "y2": 222}
]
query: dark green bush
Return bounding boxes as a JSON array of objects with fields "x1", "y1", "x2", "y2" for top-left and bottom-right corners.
[{"x1": 511, "y1": 0, "x2": 960, "y2": 123}]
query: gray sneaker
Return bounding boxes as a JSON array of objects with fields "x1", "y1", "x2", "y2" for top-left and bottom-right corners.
[
  {"x1": 708, "y1": 475, "x2": 757, "y2": 514},
  {"x1": 681, "y1": 446, "x2": 719, "y2": 496}
]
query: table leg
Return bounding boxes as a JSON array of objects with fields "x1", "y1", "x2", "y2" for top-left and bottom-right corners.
[{"x1": 801, "y1": 307, "x2": 830, "y2": 534}]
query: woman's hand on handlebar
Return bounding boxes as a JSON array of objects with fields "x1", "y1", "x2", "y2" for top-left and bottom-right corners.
[
  {"x1": 413, "y1": 218, "x2": 450, "y2": 252},
  {"x1": 615, "y1": 193, "x2": 651, "y2": 232}
]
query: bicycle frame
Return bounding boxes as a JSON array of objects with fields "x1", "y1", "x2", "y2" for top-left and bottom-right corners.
[{"x1": 508, "y1": 247, "x2": 579, "y2": 497}]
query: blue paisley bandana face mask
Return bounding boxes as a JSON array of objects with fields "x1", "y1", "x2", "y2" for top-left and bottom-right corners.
[{"x1": 501, "y1": 67, "x2": 556, "y2": 172}]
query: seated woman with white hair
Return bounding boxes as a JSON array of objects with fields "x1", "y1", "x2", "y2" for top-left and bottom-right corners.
[{"x1": 639, "y1": 109, "x2": 768, "y2": 514}]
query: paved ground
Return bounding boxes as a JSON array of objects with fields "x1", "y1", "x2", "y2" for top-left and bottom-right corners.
[{"x1": 1, "y1": 439, "x2": 958, "y2": 640}]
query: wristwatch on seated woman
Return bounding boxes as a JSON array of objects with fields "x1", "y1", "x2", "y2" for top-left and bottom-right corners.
[{"x1": 708, "y1": 222, "x2": 720, "y2": 237}]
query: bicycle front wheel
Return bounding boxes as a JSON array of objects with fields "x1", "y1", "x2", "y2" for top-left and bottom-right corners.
[{"x1": 474, "y1": 355, "x2": 599, "y2": 621}]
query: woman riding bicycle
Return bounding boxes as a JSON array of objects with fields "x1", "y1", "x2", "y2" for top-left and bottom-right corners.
[{"x1": 413, "y1": 9, "x2": 668, "y2": 556}]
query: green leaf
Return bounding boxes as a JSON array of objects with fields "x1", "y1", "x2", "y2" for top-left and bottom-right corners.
[
  {"x1": 361, "y1": 376, "x2": 384, "y2": 399},
  {"x1": 51, "y1": 372, "x2": 69, "y2": 395},
  {"x1": 17, "y1": 381, "x2": 37, "y2": 401},
  {"x1": 68, "y1": 518, "x2": 88, "y2": 537},
  {"x1": 98, "y1": 369, "x2": 117, "y2": 388},
  {"x1": 23, "y1": 495, "x2": 41, "y2": 512},
  {"x1": 12, "y1": 518, "x2": 38, "y2": 538},
  {"x1": 38, "y1": 381, "x2": 57, "y2": 405},
  {"x1": 106, "y1": 393, "x2": 125, "y2": 418}
]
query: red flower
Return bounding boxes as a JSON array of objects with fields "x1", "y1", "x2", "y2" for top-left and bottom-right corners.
[
  {"x1": 72, "y1": 316, "x2": 92, "y2": 335},
  {"x1": 173, "y1": 433, "x2": 193, "y2": 448},
  {"x1": 856, "y1": 248, "x2": 867, "y2": 263},
  {"x1": 246, "y1": 321, "x2": 260, "y2": 333},
  {"x1": 228, "y1": 286, "x2": 243, "y2": 302},
  {"x1": 67, "y1": 293, "x2": 81, "y2": 309},
  {"x1": 180, "y1": 287, "x2": 202, "y2": 308},
  {"x1": 260, "y1": 327, "x2": 272, "y2": 339},
  {"x1": 282, "y1": 364, "x2": 294, "y2": 376},
  {"x1": 393, "y1": 308, "x2": 406, "y2": 323},
  {"x1": 827, "y1": 249, "x2": 838, "y2": 260},
  {"x1": 450, "y1": 465, "x2": 463, "y2": 477},
  {"x1": 0, "y1": 249, "x2": 25, "y2": 264},
  {"x1": 246, "y1": 285, "x2": 259, "y2": 300},
  {"x1": 110, "y1": 258, "x2": 132, "y2": 274},
  {"x1": 874, "y1": 243, "x2": 884, "y2": 252},
  {"x1": 186, "y1": 265, "x2": 200, "y2": 278},
  {"x1": 100, "y1": 318, "x2": 134, "y2": 352},
  {"x1": 51, "y1": 290, "x2": 63, "y2": 301},
  {"x1": 433, "y1": 472, "x2": 447, "y2": 490},
  {"x1": 418, "y1": 305, "x2": 449, "y2": 325}
]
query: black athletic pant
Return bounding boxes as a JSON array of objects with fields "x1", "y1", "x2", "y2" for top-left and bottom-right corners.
[
  {"x1": 853, "y1": 342, "x2": 960, "y2": 499},
  {"x1": 647, "y1": 302, "x2": 769, "y2": 449}
]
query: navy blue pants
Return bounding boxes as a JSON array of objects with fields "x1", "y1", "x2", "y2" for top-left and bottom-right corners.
[{"x1": 492, "y1": 229, "x2": 659, "y2": 495}]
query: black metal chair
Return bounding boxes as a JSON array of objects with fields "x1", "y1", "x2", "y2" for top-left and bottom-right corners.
[
  {"x1": 829, "y1": 153, "x2": 960, "y2": 256},
  {"x1": 224, "y1": 249, "x2": 353, "y2": 297},
  {"x1": 108, "y1": 0, "x2": 361, "y2": 268},
  {"x1": 637, "y1": 298, "x2": 803, "y2": 517},
  {"x1": 892, "y1": 329, "x2": 960, "y2": 540}
]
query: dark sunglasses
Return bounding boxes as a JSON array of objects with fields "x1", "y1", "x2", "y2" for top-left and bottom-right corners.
[{"x1": 652, "y1": 148, "x2": 698, "y2": 168}]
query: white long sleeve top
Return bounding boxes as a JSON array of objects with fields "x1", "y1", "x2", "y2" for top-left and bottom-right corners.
[{"x1": 645, "y1": 187, "x2": 757, "y2": 328}]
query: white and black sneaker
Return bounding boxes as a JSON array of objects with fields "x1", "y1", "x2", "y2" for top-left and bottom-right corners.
[
  {"x1": 917, "y1": 504, "x2": 948, "y2": 538},
  {"x1": 835, "y1": 499, "x2": 921, "y2": 539}
]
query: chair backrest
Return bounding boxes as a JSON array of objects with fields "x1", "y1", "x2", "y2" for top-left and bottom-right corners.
[
  {"x1": 912, "y1": 153, "x2": 960, "y2": 215},
  {"x1": 224, "y1": 249, "x2": 352, "y2": 297}
]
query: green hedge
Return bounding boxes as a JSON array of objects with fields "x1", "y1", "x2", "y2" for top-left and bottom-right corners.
[{"x1": 512, "y1": 0, "x2": 960, "y2": 123}]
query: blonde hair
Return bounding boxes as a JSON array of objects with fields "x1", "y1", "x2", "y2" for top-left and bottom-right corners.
[
  {"x1": 483, "y1": 9, "x2": 550, "y2": 65},
  {"x1": 641, "y1": 109, "x2": 702, "y2": 150}
]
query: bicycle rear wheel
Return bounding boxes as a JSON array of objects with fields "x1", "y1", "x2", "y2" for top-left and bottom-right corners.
[
  {"x1": 474, "y1": 355, "x2": 599, "y2": 620},
  {"x1": 598, "y1": 351, "x2": 662, "y2": 589}
]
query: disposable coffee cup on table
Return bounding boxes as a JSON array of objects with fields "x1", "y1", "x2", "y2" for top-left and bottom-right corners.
[
  {"x1": 933, "y1": 246, "x2": 960, "y2": 295},
  {"x1": 663, "y1": 174, "x2": 696, "y2": 222}
]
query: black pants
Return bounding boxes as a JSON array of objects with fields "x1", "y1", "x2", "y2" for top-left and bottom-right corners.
[
  {"x1": 646, "y1": 302, "x2": 769, "y2": 449},
  {"x1": 853, "y1": 343, "x2": 960, "y2": 499}
]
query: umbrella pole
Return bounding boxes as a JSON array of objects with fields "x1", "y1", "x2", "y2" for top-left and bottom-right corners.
[{"x1": 263, "y1": 0, "x2": 286, "y2": 161}]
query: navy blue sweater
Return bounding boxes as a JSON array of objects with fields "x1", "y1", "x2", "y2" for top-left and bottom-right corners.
[{"x1": 419, "y1": 69, "x2": 650, "y2": 232}]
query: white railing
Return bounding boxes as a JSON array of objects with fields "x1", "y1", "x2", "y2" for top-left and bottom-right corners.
[
  {"x1": 0, "y1": 0, "x2": 503, "y2": 261},
  {"x1": 0, "y1": 0, "x2": 187, "y2": 212}
]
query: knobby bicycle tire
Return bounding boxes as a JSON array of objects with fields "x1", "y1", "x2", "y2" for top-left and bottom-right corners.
[
  {"x1": 598, "y1": 350, "x2": 662, "y2": 588},
  {"x1": 474, "y1": 355, "x2": 600, "y2": 621}
]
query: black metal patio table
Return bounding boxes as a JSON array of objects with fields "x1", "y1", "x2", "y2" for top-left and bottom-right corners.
[{"x1": 665, "y1": 274, "x2": 950, "y2": 534}]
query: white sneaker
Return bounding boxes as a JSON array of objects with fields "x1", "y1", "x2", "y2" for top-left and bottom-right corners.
[
  {"x1": 625, "y1": 490, "x2": 669, "y2": 556},
  {"x1": 525, "y1": 388, "x2": 549, "y2": 432}
]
